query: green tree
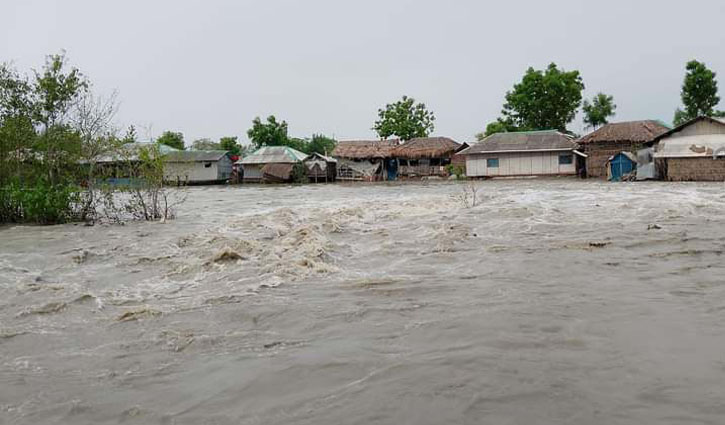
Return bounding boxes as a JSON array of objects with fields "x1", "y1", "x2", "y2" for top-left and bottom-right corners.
[
  {"x1": 219, "y1": 136, "x2": 240, "y2": 155},
  {"x1": 477, "y1": 119, "x2": 518, "y2": 140},
  {"x1": 673, "y1": 60, "x2": 723, "y2": 126},
  {"x1": 306, "y1": 134, "x2": 336, "y2": 155},
  {"x1": 247, "y1": 116, "x2": 289, "y2": 148},
  {"x1": 500, "y1": 63, "x2": 584, "y2": 132},
  {"x1": 191, "y1": 138, "x2": 220, "y2": 150},
  {"x1": 582, "y1": 93, "x2": 616, "y2": 129},
  {"x1": 157, "y1": 131, "x2": 185, "y2": 150},
  {"x1": 373, "y1": 95, "x2": 435, "y2": 141}
]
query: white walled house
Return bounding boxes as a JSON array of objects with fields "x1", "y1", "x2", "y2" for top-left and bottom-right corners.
[
  {"x1": 164, "y1": 150, "x2": 233, "y2": 184},
  {"x1": 458, "y1": 130, "x2": 584, "y2": 178}
]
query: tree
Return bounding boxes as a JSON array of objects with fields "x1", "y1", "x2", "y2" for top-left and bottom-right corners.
[
  {"x1": 373, "y1": 95, "x2": 435, "y2": 141},
  {"x1": 247, "y1": 116, "x2": 289, "y2": 148},
  {"x1": 219, "y1": 136, "x2": 240, "y2": 155},
  {"x1": 500, "y1": 63, "x2": 584, "y2": 132},
  {"x1": 582, "y1": 93, "x2": 616, "y2": 129},
  {"x1": 673, "y1": 60, "x2": 723, "y2": 126},
  {"x1": 306, "y1": 134, "x2": 336, "y2": 155},
  {"x1": 157, "y1": 131, "x2": 184, "y2": 150},
  {"x1": 191, "y1": 138, "x2": 220, "y2": 150},
  {"x1": 477, "y1": 119, "x2": 518, "y2": 140}
]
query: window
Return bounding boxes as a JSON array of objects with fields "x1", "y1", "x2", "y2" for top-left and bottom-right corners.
[
  {"x1": 204, "y1": 162, "x2": 212, "y2": 168},
  {"x1": 487, "y1": 158, "x2": 499, "y2": 168},
  {"x1": 558, "y1": 154, "x2": 573, "y2": 165}
]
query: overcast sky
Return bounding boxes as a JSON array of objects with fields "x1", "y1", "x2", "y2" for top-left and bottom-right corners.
[{"x1": 3, "y1": 0, "x2": 725, "y2": 145}]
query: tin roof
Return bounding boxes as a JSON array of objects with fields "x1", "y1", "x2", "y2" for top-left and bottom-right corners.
[
  {"x1": 654, "y1": 134, "x2": 725, "y2": 158},
  {"x1": 165, "y1": 150, "x2": 229, "y2": 162},
  {"x1": 238, "y1": 146, "x2": 307, "y2": 164},
  {"x1": 460, "y1": 130, "x2": 576, "y2": 154}
]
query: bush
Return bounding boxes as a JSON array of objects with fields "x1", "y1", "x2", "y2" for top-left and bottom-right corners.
[
  {"x1": 446, "y1": 164, "x2": 465, "y2": 179},
  {"x1": 0, "y1": 181, "x2": 84, "y2": 224},
  {"x1": 291, "y1": 162, "x2": 308, "y2": 184}
]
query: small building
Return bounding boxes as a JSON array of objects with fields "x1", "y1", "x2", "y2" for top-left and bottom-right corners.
[
  {"x1": 164, "y1": 150, "x2": 233, "y2": 185},
  {"x1": 577, "y1": 120, "x2": 669, "y2": 178},
  {"x1": 238, "y1": 146, "x2": 307, "y2": 183},
  {"x1": 304, "y1": 153, "x2": 337, "y2": 183},
  {"x1": 332, "y1": 140, "x2": 399, "y2": 181},
  {"x1": 394, "y1": 137, "x2": 463, "y2": 178},
  {"x1": 459, "y1": 130, "x2": 584, "y2": 178},
  {"x1": 606, "y1": 152, "x2": 637, "y2": 181},
  {"x1": 653, "y1": 116, "x2": 725, "y2": 181}
]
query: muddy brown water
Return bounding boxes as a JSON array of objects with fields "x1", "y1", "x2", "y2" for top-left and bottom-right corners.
[{"x1": 2, "y1": 180, "x2": 725, "y2": 424}]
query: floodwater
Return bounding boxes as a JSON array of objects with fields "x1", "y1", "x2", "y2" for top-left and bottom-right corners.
[{"x1": 2, "y1": 180, "x2": 725, "y2": 425}]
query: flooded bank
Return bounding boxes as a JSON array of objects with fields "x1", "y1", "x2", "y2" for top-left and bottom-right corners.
[{"x1": 2, "y1": 180, "x2": 725, "y2": 424}]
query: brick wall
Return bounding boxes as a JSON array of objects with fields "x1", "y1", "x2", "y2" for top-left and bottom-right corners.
[
  {"x1": 583, "y1": 141, "x2": 641, "y2": 178},
  {"x1": 666, "y1": 157, "x2": 725, "y2": 181}
]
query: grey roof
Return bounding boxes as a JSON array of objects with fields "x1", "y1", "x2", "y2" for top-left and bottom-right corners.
[
  {"x1": 460, "y1": 130, "x2": 577, "y2": 154},
  {"x1": 653, "y1": 116, "x2": 725, "y2": 143},
  {"x1": 305, "y1": 152, "x2": 338, "y2": 163},
  {"x1": 165, "y1": 150, "x2": 228, "y2": 162},
  {"x1": 238, "y1": 146, "x2": 307, "y2": 165}
]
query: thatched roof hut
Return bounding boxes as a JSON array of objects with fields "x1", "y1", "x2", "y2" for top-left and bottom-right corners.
[
  {"x1": 578, "y1": 120, "x2": 669, "y2": 145},
  {"x1": 394, "y1": 137, "x2": 462, "y2": 159},
  {"x1": 332, "y1": 140, "x2": 399, "y2": 160},
  {"x1": 577, "y1": 120, "x2": 669, "y2": 178}
]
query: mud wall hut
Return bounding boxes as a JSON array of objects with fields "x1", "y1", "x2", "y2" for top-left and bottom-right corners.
[
  {"x1": 654, "y1": 116, "x2": 725, "y2": 181},
  {"x1": 332, "y1": 140, "x2": 399, "y2": 181},
  {"x1": 459, "y1": 130, "x2": 584, "y2": 178},
  {"x1": 238, "y1": 146, "x2": 307, "y2": 183},
  {"x1": 393, "y1": 137, "x2": 462, "y2": 178},
  {"x1": 577, "y1": 120, "x2": 669, "y2": 178}
]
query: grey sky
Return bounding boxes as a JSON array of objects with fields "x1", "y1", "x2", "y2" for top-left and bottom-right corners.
[{"x1": 3, "y1": 0, "x2": 725, "y2": 145}]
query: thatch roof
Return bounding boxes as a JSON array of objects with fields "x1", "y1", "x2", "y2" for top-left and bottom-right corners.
[
  {"x1": 652, "y1": 116, "x2": 725, "y2": 143},
  {"x1": 394, "y1": 137, "x2": 461, "y2": 159},
  {"x1": 239, "y1": 146, "x2": 307, "y2": 165},
  {"x1": 578, "y1": 120, "x2": 669, "y2": 144},
  {"x1": 332, "y1": 140, "x2": 399, "y2": 159},
  {"x1": 460, "y1": 130, "x2": 576, "y2": 154}
]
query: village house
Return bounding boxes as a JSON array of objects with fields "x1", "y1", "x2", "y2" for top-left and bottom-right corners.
[
  {"x1": 458, "y1": 130, "x2": 584, "y2": 178},
  {"x1": 237, "y1": 146, "x2": 307, "y2": 183},
  {"x1": 304, "y1": 153, "x2": 337, "y2": 183},
  {"x1": 393, "y1": 137, "x2": 464, "y2": 178},
  {"x1": 577, "y1": 120, "x2": 669, "y2": 178},
  {"x1": 653, "y1": 116, "x2": 725, "y2": 181},
  {"x1": 164, "y1": 150, "x2": 233, "y2": 185},
  {"x1": 332, "y1": 140, "x2": 399, "y2": 181}
]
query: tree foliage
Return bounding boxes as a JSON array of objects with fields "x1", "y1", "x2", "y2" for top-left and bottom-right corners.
[
  {"x1": 373, "y1": 95, "x2": 435, "y2": 141},
  {"x1": 582, "y1": 93, "x2": 616, "y2": 129},
  {"x1": 500, "y1": 63, "x2": 584, "y2": 132},
  {"x1": 219, "y1": 136, "x2": 240, "y2": 155},
  {"x1": 191, "y1": 138, "x2": 220, "y2": 150},
  {"x1": 247, "y1": 116, "x2": 289, "y2": 148},
  {"x1": 306, "y1": 134, "x2": 336, "y2": 155},
  {"x1": 157, "y1": 131, "x2": 185, "y2": 150},
  {"x1": 673, "y1": 60, "x2": 723, "y2": 126}
]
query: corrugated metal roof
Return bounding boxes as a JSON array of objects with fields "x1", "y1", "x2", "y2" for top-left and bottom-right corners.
[
  {"x1": 238, "y1": 146, "x2": 307, "y2": 164},
  {"x1": 165, "y1": 150, "x2": 228, "y2": 162},
  {"x1": 655, "y1": 134, "x2": 725, "y2": 158},
  {"x1": 460, "y1": 130, "x2": 576, "y2": 154}
]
